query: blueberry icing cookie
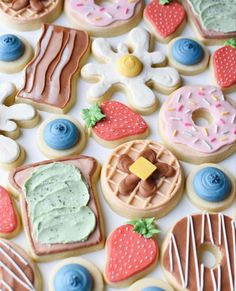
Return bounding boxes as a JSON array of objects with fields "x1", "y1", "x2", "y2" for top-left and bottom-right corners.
[
  {"x1": 159, "y1": 85, "x2": 236, "y2": 164},
  {"x1": 128, "y1": 278, "x2": 174, "y2": 291},
  {"x1": 65, "y1": 0, "x2": 144, "y2": 37},
  {"x1": 0, "y1": 34, "x2": 33, "y2": 73},
  {"x1": 8, "y1": 156, "x2": 104, "y2": 262},
  {"x1": 168, "y1": 37, "x2": 209, "y2": 75},
  {"x1": 81, "y1": 27, "x2": 181, "y2": 115},
  {"x1": 49, "y1": 257, "x2": 104, "y2": 291},
  {"x1": 0, "y1": 81, "x2": 39, "y2": 170},
  {"x1": 186, "y1": 163, "x2": 235, "y2": 212},
  {"x1": 37, "y1": 115, "x2": 87, "y2": 158}
]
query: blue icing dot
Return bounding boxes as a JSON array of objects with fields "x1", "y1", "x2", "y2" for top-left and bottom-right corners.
[
  {"x1": 53, "y1": 264, "x2": 93, "y2": 291},
  {"x1": 171, "y1": 38, "x2": 204, "y2": 65},
  {"x1": 141, "y1": 287, "x2": 165, "y2": 291},
  {"x1": 193, "y1": 167, "x2": 231, "y2": 202},
  {"x1": 43, "y1": 119, "x2": 79, "y2": 150},
  {"x1": 0, "y1": 34, "x2": 24, "y2": 62}
]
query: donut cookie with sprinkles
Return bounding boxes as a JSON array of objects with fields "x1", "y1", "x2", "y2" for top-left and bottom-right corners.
[
  {"x1": 144, "y1": 0, "x2": 186, "y2": 43},
  {"x1": 212, "y1": 39, "x2": 236, "y2": 93},
  {"x1": 65, "y1": 0, "x2": 144, "y2": 37},
  {"x1": 159, "y1": 85, "x2": 236, "y2": 164}
]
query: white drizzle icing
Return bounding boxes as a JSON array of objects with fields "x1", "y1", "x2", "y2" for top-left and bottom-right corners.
[
  {"x1": 0, "y1": 279, "x2": 12, "y2": 291},
  {"x1": 0, "y1": 240, "x2": 27, "y2": 265}
]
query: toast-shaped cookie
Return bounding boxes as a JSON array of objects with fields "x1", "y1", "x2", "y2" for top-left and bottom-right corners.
[{"x1": 8, "y1": 156, "x2": 104, "y2": 262}]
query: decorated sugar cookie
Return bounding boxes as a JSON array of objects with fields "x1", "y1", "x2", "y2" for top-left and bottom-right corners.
[
  {"x1": 0, "y1": 0, "x2": 63, "y2": 30},
  {"x1": 168, "y1": 37, "x2": 209, "y2": 75},
  {"x1": 159, "y1": 85, "x2": 236, "y2": 164},
  {"x1": 81, "y1": 27, "x2": 181, "y2": 115},
  {"x1": 49, "y1": 257, "x2": 104, "y2": 291},
  {"x1": 81, "y1": 101, "x2": 149, "y2": 148},
  {"x1": 8, "y1": 156, "x2": 104, "y2": 262},
  {"x1": 182, "y1": 0, "x2": 236, "y2": 44},
  {"x1": 37, "y1": 115, "x2": 87, "y2": 158},
  {"x1": 65, "y1": 0, "x2": 144, "y2": 37},
  {"x1": 144, "y1": 0, "x2": 186, "y2": 43},
  {"x1": 0, "y1": 81, "x2": 39, "y2": 170},
  {"x1": 128, "y1": 278, "x2": 174, "y2": 291},
  {"x1": 104, "y1": 218, "x2": 159, "y2": 288},
  {"x1": 0, "y1": 186, "x2": 21, "y2": 238},
  {"x1": 101, "y1": 140, "x2": 184, "y2": 219},
  {"x1": 0, "y1": 34, "x2": 33, "y2": 73},
  {"x1": 212, "y1": 39, "x2": 236, "y2": 93},
  {"x1": 161, "y1": 213, "x2": 236, "y2": 291},
  {"x1": 17, "y1": 24, "x2": 90, "y2": 113},
  {"x1": 0, "y1": 238, "x2": 42, "y2": 290},
  {"x1": 186, "y1": 163, "x2": 235, "y2": 212}
]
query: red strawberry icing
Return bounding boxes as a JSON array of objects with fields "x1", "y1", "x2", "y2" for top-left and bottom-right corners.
[
  {"x1": 0, "y1": 186, "x2": 17, "y2": 234},
  {"x1": 93, "y1": 101, "x2": 148, "y2": 141},
  {"x1": 105, "y1": 224, "x2": 158, "y2": 282},
  {"x1": 213, "y1": 45, "x2": 236, "y2": 88},
  {"x1": 144, "y1": 0, "x2": 185, "y2": 38}
]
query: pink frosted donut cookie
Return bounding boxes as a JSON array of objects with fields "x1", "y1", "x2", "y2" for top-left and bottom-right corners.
[
  {"x1": 159, "y1": 85, "x2": 236, "y2": 164},
  {"x1": 65, "y1": 0, "x2": 144, "y2": 37}
]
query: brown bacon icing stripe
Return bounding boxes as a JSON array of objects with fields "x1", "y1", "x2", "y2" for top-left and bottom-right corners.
[
  {"x1": 162, "y1": 213, "x2": 236, "y2": 291},
  {"x1": 16, "y1": 24, "x2": 90, "y2": 113},
  {"x1": 0, "y1": 239, "x2": 39, "y2": 291}
]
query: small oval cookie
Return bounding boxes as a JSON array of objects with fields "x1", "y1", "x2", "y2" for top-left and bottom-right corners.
[
  {"x1": 128, "y1": 278, "x2": 174, "y2": 291},
  {"x1": 186, "y1": 163, "x2": 235, "y2": 212},
  {"x1": 37, "y1": 115, "x2": 87, "y2": 158},
  {"x1": 0, "y1": 34, "x2": 33, "y2": 73},
  {"x1": 49, "y1": 257, "x2": 104, "y2": 291},
  {"x1": 168, "y1": 37, "x2": 209, "y2": 75}
]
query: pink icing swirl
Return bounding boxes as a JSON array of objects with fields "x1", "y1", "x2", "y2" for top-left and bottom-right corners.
[
  {"x1": 163, "y1": 85, "x2": 236, "y2": 153},
  {"x1": 68, "y1": 0, "x2": 140, "y2": 27}
]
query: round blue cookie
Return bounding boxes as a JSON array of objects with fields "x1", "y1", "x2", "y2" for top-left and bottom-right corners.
[
  {"x1": 171, "y1": 38, "x2": 204, "y2": 65},
  {"x1": 193, "y1": 167, "x2": 231, "y2": 202},
  {"x1": 53, "y1": 264, "x2": 93, "y2": 291},
  {"x1": 141, "y1": 287, "x2": 165, "y2": 291},
  {"x1": 0, "y1": 34, "x2": 25, "y2": 62}
]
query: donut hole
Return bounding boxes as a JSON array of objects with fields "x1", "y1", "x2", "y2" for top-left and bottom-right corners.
[
  {"x1": 95, "y1": 0, "x2": 116, "y2": 5},
  {"x1": 192, "y1": 108, "x2": 213, "y2": 127},
  {"x1": 198, "y1": 243, "x2": 222, "y2": 269}
]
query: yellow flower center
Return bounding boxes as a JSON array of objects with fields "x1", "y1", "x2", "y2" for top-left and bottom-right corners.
[{"x1": 116, "y1": 54, "x2": 143, "y2": 78}]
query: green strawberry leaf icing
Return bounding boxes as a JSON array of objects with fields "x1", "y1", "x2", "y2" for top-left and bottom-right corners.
[
  {"x1": 224, "y1": 39, "x2": 236, "y2": 49},
  {"x1": 128, "y1": 217, "x2": 160, "y2": 239},
  {"x1": 159, "y1": 0, "x2": 172, "y2": 4},
  {"x1": 81, "y1": 103, "x2": 105, "y2": 128}
]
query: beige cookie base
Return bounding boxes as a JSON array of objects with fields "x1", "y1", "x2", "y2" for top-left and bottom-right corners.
[
  {"x1": 0, "y1": 36, "x2": 33, "y2": 74},
  {"x1": 144, "y1": 15, "x2": 186, "y2": 44},
  {"x1": 101, "y1": 140, "x2": 184, "y2": 219},
  {"x1": 186, "y1": 163, "x2": 236, "y2": 212},
  {"x1": 158, "y1": 95, "x2": 236, "y2": 164},
  {"x1": 64, "y1": 1, "x2": 144, "y2": 37},
  {"x1": 167, "y1": 37, "x2": 210, "y2": 75},
  {"x1": 15, "y1": 45, "x2": 90, "y2": 114},
  {"x1": 128, "y1": 278, "x2": 175, "y2": 291},
  {"x1": 37, "y1": 115, "x2": 87, "y2": 158},
  {"x1": 0, "y1": 0, "x2": 63, "y2": 31},
  {"x1": 90, "y1": 127, "x2": 149, "y2": 148},
  {"x1": 0, "y1": 145, "x2": 25, "y2": 171},
  {"x1": 0, "y1": 194, "x2": 21, "y2": 239},
  {"x1": 104, "y1": 251, "x2": 159, "y2": 288},
  {"x1": 9, "y1": 162, "x2": 105, "y2": 262},
  {"x1": 49, "y1": 257, "x2": 104, "y2": 291}
]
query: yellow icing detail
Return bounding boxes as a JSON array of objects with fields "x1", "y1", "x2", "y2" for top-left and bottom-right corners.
[
  {"x1": 202, "y1": 128, "x2": 208, "y2": 137},
  {"x1": 221, "y1": 111, "x2": 229, "y2": 116},
  {"x1": 129, "y1": 157, "x2": 157, "y2": 181},
  {"x1": 116, "y1": 54, "x2": 143, "y2": 78},
  {"x1": 172, "y1": 129, "x2": 177, "y2": 136},
  {"x1": 167, "y1": 108, "x2": 176, "y2": 111},
  {"x1": 211, "y1": 95, "x2": 218, "y2": 101}
]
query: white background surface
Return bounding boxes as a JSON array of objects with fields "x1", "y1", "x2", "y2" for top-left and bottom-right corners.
[{"x1": 0, "y1": 1, "x2": 235, "y2": 290}]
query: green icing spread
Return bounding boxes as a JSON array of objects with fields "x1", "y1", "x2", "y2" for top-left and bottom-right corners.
[
  {"x1": 23, "y1": 163, "x2": 96, "y2": 244},
  {"x1": 187, "y1": 0, "x2": 236, "y2": 33}
]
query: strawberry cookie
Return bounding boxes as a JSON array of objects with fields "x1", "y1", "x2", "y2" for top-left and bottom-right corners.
[
  {"x1": 159, "y1": 85, "x2": 236, "y2": 164},
  {"x1": 0, "y1": 186, "x2": 21, "y2": 239},
  {"x1": 144, "y1": 0, "x2": 186, "y2": 43},
  {"x1": 81, "y1": 27, "x2": 181, "y2": 115},
  {"x1": 104, "y1": 218, "x2": 159, "y2": 288},
  {"x1": 65, "y1": 0, "x2": 144, "y2": 37},
  {"x1": 212, "y1": 39, "x2": 236, "y2": 93},
  {"x1": 81, "y1": 102, "x2": 149, "y2": 148}
]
